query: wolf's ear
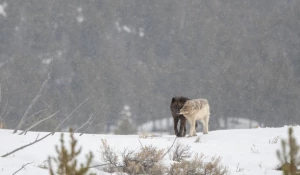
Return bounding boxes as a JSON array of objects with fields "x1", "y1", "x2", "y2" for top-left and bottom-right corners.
[
  {"x1": 172, "y1": 97, "x2": 176, "y2": 103},
  {"x1": 179, "y1": 97, "x2": 187, "y2": 103},
  {"x1": 185, "y1": 100, "x2": 192, "y2": 107}
]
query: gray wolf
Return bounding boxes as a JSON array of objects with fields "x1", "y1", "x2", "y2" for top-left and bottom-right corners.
[{"x1": 179, "y1": 99, "x2": 210, "y2": 137}]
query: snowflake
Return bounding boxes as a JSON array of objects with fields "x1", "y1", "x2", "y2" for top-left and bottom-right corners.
[{"x1": 0, "y1": 2, "x2": 7, "y2": 17}]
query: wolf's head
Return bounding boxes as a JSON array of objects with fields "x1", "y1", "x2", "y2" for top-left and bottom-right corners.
[
  {"x1": 180, "y1": 99, "x2": 208, "y2": 116},
  {"x1": 179, "y1": 100, "x2": 195, "y2": 116},
  {"x1": 170, "y1": 96, "x2": 189, "y2": 116}
]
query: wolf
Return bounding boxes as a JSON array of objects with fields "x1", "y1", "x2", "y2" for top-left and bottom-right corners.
[
  {"x1": 0, "y1": 122, "x2": 3, "y2": 129},
  {"x1": 170, "y1": 96, "x2": 197, "y2": 137},
  {"x1": 179, "y1": 99, "x2": 210, "y2": 137}
]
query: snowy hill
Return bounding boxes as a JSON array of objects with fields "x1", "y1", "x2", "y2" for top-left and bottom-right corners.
[{"x1": 0, "y1": 126, "x2": 299, "y2": 175}]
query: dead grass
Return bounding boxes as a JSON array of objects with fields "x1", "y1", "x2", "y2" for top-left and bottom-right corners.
[
  {"x1": 168, "y1": 153, "x2": 229, "y2": 175},
  {"x1": 121, "y1": 146, "x2": 165, "y2": 175},
  {"x1": 169, "y1": 143, "x2": 192, "y2": 162},
  {"x1": 99, "y1": 139, "x2": 118, "y2": 173},
  {"x1": 100, "y1": 139, "x2": 165, "y2": 175},
  {"x1": 99, "y1": 140, "x2": 230, "y2": 175},
  {"x1": 194, "y1": 136, "x2": 201, "y2": 143},
  {"x1": 269, "y1": 136, "x2": 280, "y2": 144},
  {"x1": 138, "y1": 132, "x2": 154, "y2": 139}
]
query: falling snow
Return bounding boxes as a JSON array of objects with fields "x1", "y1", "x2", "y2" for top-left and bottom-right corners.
[{"x1": 0, "y1": 2, "x2": 7, "y2": 17}]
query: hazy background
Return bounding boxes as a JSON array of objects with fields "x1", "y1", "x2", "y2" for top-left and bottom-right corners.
[{"x1": 0, "y1": 0, "x2": 299, "y2": 134}]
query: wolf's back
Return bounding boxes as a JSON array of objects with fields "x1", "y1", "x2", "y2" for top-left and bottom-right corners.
[{"x1": 191, "y1": 99, "x2": 209, "y2": 110}]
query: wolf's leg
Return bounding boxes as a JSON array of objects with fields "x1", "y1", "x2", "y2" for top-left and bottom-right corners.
[
  {"x1": 193, "y1": 124, "x2": 197, "y2": 136},
  {"x1": 179, "y1": 118, "x2": 186, "y2": 137},
  {"x1": 206, "y1": 114, "x2": 210, "y2": 133},
  {"x1": 173, "y1": 117, "x2": 180, "y2": 136},
  {"x1": 203, "y1": 115, "x2": 209, "y2": 134},
  {"x1": 186, "y1": 118, "x2": 192, "y2": 137},
  {"x1": 189, "y1": 119, "x2": 196, "y2": 137},
  {"x1": 200, "y1": 119, "x2": 206, "y2": 134}
]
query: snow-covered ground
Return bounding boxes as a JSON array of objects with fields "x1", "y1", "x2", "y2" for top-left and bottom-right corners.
[
  {"x1": 1, "y1": 126, "x2": 299, "y2": 175},
  {"x1": 138, "y1": 117, "x2": 260, "y2": 133}
]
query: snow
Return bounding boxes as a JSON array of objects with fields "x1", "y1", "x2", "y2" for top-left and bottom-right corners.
[
  {"x1": 114, "y1": 22, "x2": 144, "y2": 37},
  {"x1": 0, "y1": 2, "x2": 7, "y2": 17},
  {"x1": 122, "y1": 25, "x2": 131, "y2": 33},
  {"x1": 138, "y1": 117, "x2": 260, "y2": 133},
  {"x1": 138, "y1": 117, "x2": 173, "y2": 133},
  {"x1": 1, "y1": 126, "x2": 299, "y2": 175},
  {"x1": 139, "y1": 28, "x2": 144, "y2": 37},
  {"x1": 76, "y1": 7, "x2": 84, "y2": 23},
  {"x1": 77, "y1": 16, "x2": 85, "y2": 23},
  {"x1": 42, "y1": 58, "x2": 53, "y2": 65},
  {"x1": 115, "y1": 21, "x2": 122, "y2": 32},
  {"x1": 77, "y1": 7, "x2": 82, "y2": 12}
]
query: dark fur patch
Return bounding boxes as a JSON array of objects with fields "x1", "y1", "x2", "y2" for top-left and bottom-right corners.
[{"x1": 170, "y1": 96, "x2": 189, "y2": 137}]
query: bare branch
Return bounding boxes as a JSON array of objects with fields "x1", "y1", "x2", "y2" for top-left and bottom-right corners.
[
  {"x1": 95, "y1": 120, "x2": 115, "y2": 127},
  {"x1": 78, "y1": 100, "x2": 105, "y2": 135},
  {"x1": 100, "y1": 139, "x2": 118, "y2": 166},
  {"x1": 79, "y1": 122, "x2": 92, "y2": 136},
  {"x1": 52, "y1": 98, "x2": 89, "y2": 134},
  {"x1": 162, "y1": 137, "x2": 177, "y2": 158},
  {"x1": 13, "y1": 77, "x2": 50, "y2": 133},
  {"x1": 88, "y1": 163, "x2": 115, "y2": 169},
  {"x1": 93, "y1": 100, "x2": 107, "y2": 128},
  {"x1": 19, "y1": 111, "x2": 59, "y2": 135},
  {"x1": 35, "y1": 133, "x2": 40, "y2": 141},
  {"x1": 74, "y1": 113, "x2": 94, "y2": 133},
  {"x1": 96, "y1": 100, "x2": 106, "y2": 115},
  {"x1": 138, "y1": 139, "x2": 144, "y2": 149},
  {"x1": 40, "y1": 96, "x2": 52, "y2": 110},
  {"x1": 12, "y1": 162, "x2": 33, "y2": 175},
  {"x1": 0, "y1": 101, "x2": 7, "y2": 120},
  {"x1": 1, "y1": 106, "x2": 10, "y2": 120},
  {"x1": 1, "y1": 132, "x2": 52, "y2": 157},
  {"x1": 170, "y1": 143, "x2": 192, "y2": 161},
  {"x1": 25, "y1": 109, "x2": 47, "y2": 122}
]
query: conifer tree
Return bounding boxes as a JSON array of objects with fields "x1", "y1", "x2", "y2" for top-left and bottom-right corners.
[
  {"x1": 48, "y1": 130, "x2": 95, "y2": 175},
  {"x1": 277, "y1": 127, "x2": 300, "y2": 175}
]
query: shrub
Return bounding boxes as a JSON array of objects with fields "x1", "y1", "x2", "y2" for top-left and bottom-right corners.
[
  {"x1": 138, "y1": 132, "x2": 154, "y2": 139},
  {"x1": 276, "y1": 127, "x2": 300, "y2": 175},
  {"x1": 121, "y1": 145, "x2": 165, "y2": 175},
  {"x1": 169, "y1": 143, "x2": 192, "y2": 162},
  {"x1": 99, "y1": 139, "x2": 119, "y2": 173},
  {"x1": 168, "y1": 153, "x2": 229, "y2": 175},
  {"x1": 100, "y1": 139, "x2": 165, "y2": 175},
  {"x1": 194, "y1": 136, "x2": 201, "y2": 143},
  {"x1": 99, "y1": 139, "x2": 229, "y2": 175},
  {"x1": 48, "y1": 130, "x2": 95, "y2": 175}
]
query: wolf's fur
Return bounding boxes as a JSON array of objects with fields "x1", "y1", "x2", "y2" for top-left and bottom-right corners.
[
  {"x1": 179, "y1": 99, "x2": 210, "y2": 137},
  {"x1": 170, "y1": 96, "x2": 190, "y2": 137},
  {"x1": 0, "y1": 122, "x2": 3, "y2": 129}
]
